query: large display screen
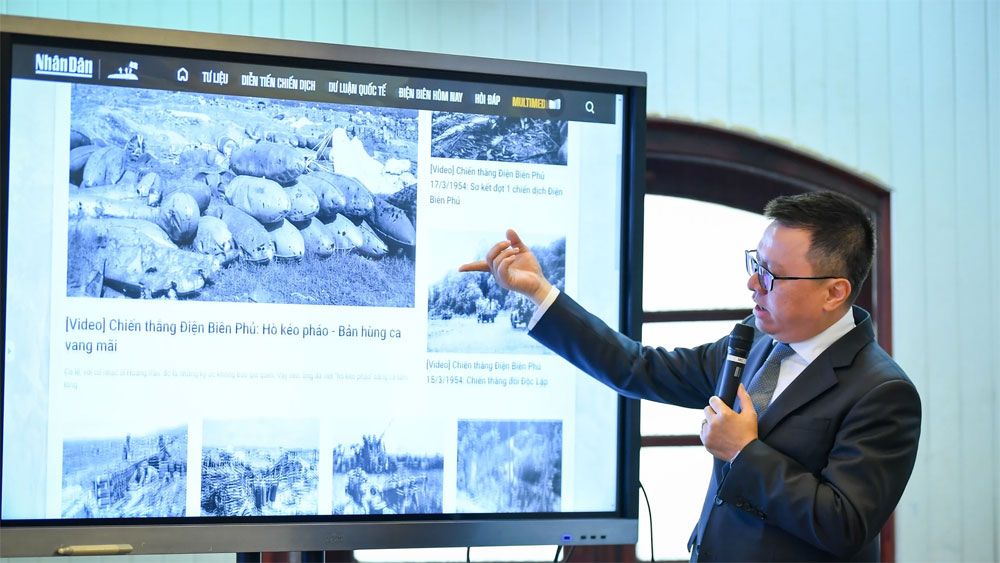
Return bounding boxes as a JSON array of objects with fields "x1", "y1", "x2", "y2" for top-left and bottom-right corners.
[{"x1": 1, "y1": 16, "x2": 644, "y2": 556}]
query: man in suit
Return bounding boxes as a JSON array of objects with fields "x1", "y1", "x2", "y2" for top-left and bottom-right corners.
[{"x1": 460, "y1": 191, "x2": 921, "y2": 561}]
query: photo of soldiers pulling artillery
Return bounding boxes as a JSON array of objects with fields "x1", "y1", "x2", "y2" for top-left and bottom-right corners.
[{"x1": 61, "y1": 427, "x2": 187, "y2": 518}]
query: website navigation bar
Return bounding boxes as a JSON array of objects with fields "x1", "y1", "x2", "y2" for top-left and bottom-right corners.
[{"x1": 13, "y1": 44, "x2": 617, "y2": 123}]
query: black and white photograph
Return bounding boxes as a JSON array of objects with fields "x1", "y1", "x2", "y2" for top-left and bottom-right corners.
[
  {"x1": 431, "y1": 112, "x2": 568, "y2": 165},
  {"x1": 61, "y1": 425, "x2": 187, "y2": 518},
  {"x1": 456, "y1": 419, "x2": 562, "y2": 513},
  {"x1": 201, "y1": 419, "x2": 319, "y2": 517},
  {"x1": 66, "y1": 84, "x2": 417, "y2": 307},
  {"x1": 427, "y1": 231, "x2": 565, "y2": 353},
  {"x1": 331, "y1": 421, "x2": 445, "y2": 515}
]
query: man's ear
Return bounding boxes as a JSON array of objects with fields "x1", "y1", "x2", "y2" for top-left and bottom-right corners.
[{"x1": 823, "y1": 279, "x2": 852, "y2": 311}]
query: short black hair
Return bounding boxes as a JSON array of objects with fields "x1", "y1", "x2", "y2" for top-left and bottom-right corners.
[{"x1": 763, "y1": 191, "x2": 875, "y2": 304}]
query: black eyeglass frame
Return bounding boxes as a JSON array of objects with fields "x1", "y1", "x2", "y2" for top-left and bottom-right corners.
[{"x1": 745, "y1": 249, "x2": 843, "y2": 292}]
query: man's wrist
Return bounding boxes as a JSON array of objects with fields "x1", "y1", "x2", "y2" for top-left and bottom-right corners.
[
  {"x1": 730, "y1": 438, "x2": 756, "y2": 463},
  {"x1": 526, "y1": 286, "x2": 560, "y2": 331},
  {"x1": 530, "y1": 280, "x2": 554, "y2": 306}
]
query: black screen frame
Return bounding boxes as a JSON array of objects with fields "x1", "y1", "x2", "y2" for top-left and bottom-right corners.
[{"x1": 0, "y1": 15, "x2": 645, "y2": 557}]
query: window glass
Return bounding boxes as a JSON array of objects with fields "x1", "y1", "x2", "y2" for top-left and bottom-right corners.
[
  {"x1": 635, "y1": 446, "x2": 714, "y2": 561},
  {"x1": 641, "y1": 399, "x2": 705, "y2": 437},
  {"x1": 640, "y1": 320, "x2": 742, "y2": 435},
  {"x1": 356, "y1": 544, "x2": 558, "y2": 562},
  {"x1": 642, "y1": 319, "x2": 738, "y2": 349},
  {"x1": 642, "y1": 196, "x2": 769, "y2": 312}
]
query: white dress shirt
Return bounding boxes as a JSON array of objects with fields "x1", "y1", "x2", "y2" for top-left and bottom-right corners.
[
  {"x1": 526, "y1": 285, "x2": 561, "y2": 330},
  {"x1": 768, "y1": 308, "x2": 855, "y2": 402}
]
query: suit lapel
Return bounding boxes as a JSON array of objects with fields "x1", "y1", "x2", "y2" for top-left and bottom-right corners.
[
  {"x1": 757, "y1": 307, "x2": 875, "y2": 438},
  {"x1": 757, "y1": 359, "x2": 837, "y2": 437}
]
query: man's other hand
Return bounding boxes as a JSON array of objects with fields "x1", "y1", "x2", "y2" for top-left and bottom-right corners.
[
  {"x1": 458, "y1": 229, "x2": 552, "y2": 306},
  {"x1": 700, "y1": 384, "x2": 759, "y2": 461}
]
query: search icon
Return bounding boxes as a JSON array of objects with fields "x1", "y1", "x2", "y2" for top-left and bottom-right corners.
[{"x1": 585, "y1": 100, "x2": 595, "y2": 114}]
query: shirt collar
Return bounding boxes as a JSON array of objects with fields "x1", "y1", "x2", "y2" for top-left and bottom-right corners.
[{"x1": 779, "y1": 309, "x2": 856, "y2": 364}]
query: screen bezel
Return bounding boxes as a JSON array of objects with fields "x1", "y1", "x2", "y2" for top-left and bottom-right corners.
[{"x1": 0, "y1": 15, "x2": 645, "y2": 556}]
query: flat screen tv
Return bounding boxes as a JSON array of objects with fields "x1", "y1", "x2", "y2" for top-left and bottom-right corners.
[{"x1": 1, "y1": 15, "x2": 645, "y2": 557}]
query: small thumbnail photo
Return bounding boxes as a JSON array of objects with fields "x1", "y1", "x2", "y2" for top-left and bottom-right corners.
[
  {"x1": 431, "y1": 112, "x2": 567, "y2": 165},
  {"x1": 62, "y1": 426, "x2": 188, "y2": 518},
  {"x1": 201, "y1": 419, "x2": 319, "y2": 516},
  {"x1": 456, "y1": 419, "x2": 562, "y2": 513},
  {"x1": 427, "y1": 232, "x2": 565, "y2": 353},
  {"x1": 331, "y1": 421, "x2": 445, "y2": 515}
]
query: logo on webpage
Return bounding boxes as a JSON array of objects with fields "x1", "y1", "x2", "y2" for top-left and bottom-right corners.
[
  {"x1": 34, "y1": 53, "x2": 94, "y2": 78},
  {"x1": 107, "y1": 60, "x2": 139, "y2": 81}
]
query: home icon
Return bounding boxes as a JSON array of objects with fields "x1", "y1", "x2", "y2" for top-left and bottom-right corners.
[{"x1": 177, "y1": 67, "x2": 188, "y2": 82}]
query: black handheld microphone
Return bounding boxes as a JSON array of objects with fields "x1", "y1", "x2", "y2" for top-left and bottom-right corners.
[{"x1": 718, "y1": 323, "x2": 755, "y2": 407}]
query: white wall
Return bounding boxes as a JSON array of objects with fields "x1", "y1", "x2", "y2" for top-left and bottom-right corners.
[{"x1": 2, "y1": 1, "x2": 997, "y2": 561}]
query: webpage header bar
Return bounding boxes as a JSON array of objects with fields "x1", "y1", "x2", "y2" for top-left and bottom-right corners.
[{"x1": 11, "y1": 44, "x2": 618, "y2": 123}]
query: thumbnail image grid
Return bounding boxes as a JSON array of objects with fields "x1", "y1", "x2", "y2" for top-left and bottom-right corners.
[
  {"x1": 61, "y1": 426, "x2": 187, "y2": 518},
  {"x1": 66, "y1": 84, "x2": 417, "y2": 306},
  {"x1": 431, "y1": 112, "x2": 568, "y2": 165}
]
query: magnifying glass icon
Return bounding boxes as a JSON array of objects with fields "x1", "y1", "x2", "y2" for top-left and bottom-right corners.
[{"x1": 585, "y1": 100, "x2": 595, "y2": 114}]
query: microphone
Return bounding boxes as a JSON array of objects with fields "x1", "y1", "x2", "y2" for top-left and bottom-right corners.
[{"x1": 718, "y1": 323, "x2": 755, "y2": 407}]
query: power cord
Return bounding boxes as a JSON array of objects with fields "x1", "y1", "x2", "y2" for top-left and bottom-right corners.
[
  {"x1": 553, "y1": 544, "x2": 576, "y2": 562},
  {"x1": 639, "y1": 480, "x2": 655, "y2": 562}
]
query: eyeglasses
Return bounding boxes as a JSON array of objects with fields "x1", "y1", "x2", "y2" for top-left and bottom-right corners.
[{"x1": 745, "y1": 249, "x2": 841, "y2": 292}]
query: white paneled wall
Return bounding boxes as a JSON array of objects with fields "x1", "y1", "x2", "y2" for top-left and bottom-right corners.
[{"x1": 1, "y1": 1, "x2": 997, "y2": 561}]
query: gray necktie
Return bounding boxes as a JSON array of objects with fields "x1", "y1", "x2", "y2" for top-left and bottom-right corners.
[{"x1": 746, "y1": 342, "x2": 795, "y2": 417}]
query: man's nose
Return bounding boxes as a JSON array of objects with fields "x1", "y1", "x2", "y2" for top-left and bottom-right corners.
[{"x1": 747, "y1": 271, "x2": 763, "y2": 293}]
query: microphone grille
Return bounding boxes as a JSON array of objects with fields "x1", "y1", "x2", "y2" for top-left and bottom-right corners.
[{"x1": 728, "y1": 323, "x2": 755, "y2": 354}]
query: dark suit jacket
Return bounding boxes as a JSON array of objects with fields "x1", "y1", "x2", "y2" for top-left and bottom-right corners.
[{"x1": 530, "y1": 292, "x2": 921, "y2": 561}]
